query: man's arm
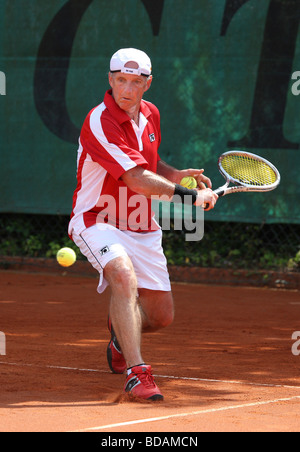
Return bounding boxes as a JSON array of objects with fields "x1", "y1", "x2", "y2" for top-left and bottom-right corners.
[
  {"x1": 121, "y1": 166, "x2": 218, "y2": 210},
  {"x1": 156, "y1": 160, "x2": 180, "y2": 183},
  {"x1": 122, "y1": 166, "x2": 175, "y2": 199}
]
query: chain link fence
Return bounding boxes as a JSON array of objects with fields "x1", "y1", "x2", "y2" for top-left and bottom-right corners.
[{"x1": 0, "y1": 213, "x2": 299, "y2": 272}]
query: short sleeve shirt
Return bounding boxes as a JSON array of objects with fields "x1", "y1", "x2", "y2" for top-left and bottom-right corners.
[{"x1": 69, "y1": 90, "x2": 161, "y2": 236}]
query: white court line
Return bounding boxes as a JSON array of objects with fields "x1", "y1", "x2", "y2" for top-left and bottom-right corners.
[
  {"x1": 0, "y1": 361, "x2": 108, "y2": 374},
  {"x1": 2, "y1": 361, "x2": 300, "y2": 432},
  {"x1": 72, "y1": 395, "x2": 300, "y2": 432},
  {"x1": 1, "y1": 361, "x2": 300, "y2": 391},
  {"x1": 155, "y1": 373, "x2": 300, "y2": 390}
]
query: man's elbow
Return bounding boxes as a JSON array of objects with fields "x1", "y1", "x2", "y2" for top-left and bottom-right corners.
[{"x1": 121, "y1": 166, "x2": 146, "y2": 194}]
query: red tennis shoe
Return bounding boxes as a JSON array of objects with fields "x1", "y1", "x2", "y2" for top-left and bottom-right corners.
[
  {"x1": 107, "y1": 317, "x2": 127, "y2": 374},
  {"x1": 124, "y1": 365, "x2": 164, "y2": 401}
]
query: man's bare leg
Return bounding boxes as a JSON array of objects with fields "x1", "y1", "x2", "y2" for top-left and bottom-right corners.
[
  {"x1": 138, "y1": 289, "x2": 174, "y2": 333},
  {"x1": 104, "y1": 256, "x2": 172, "y2": 400},
  {"x1": 104, "y1": 255, "x2": 144, "y2": 368}
]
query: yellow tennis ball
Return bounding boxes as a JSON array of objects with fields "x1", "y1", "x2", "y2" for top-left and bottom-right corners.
[
  {"x1": 180, "y1": 176, "x2": 197, "y2": 189},
  {"x1": 56, "y1": 247, "x2": 76, "y2": 267}
]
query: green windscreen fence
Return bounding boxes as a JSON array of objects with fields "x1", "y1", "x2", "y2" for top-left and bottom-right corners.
[{"x1": 0, "y1": 0, "x2": 299, "y2": 223}]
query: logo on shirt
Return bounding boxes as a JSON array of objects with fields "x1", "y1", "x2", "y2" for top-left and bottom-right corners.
[{"x1": 149, "y1": 133, "x2": 155, "y2": 143}]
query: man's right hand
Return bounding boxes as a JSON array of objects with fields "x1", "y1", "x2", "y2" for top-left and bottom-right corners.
[{"x1": 194, "y1": 188, "x2": 218, "y2": 211}]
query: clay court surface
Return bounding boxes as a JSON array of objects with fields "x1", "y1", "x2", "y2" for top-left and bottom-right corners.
[{"x1": 0, "y1": 270, "x2": 300, "y2": 432}]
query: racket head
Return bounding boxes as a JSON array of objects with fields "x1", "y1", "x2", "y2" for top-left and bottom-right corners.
[{"x1": 218, "y1": 150, "x2": 280, "y2": 193}]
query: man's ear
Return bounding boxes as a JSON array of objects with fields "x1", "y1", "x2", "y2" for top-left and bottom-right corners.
[
  {"x1": 108, "y1": 72, "x2": 113, "y2": 88},
  {"x1": 144, "y1": 75, "x2": 153, "y2": 92}
]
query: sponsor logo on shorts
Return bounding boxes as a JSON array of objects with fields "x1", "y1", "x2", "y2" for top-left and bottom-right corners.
[{"x1": 100, "y1": 245, "x2": 110, "y2": 256}]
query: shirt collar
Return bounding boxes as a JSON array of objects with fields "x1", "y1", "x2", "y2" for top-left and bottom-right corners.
[{"x1": 104, "y1": 90, "x2": 152, "y2": 124}]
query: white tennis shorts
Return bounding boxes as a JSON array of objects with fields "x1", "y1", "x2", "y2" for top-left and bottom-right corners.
[{"x1": 72, "y1": 224, "x2": 171, "y2": 294}]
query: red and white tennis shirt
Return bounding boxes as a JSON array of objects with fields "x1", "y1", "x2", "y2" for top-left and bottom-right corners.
[{"x1": 69, "y1": 90, "x2": 161, "y2": 237}]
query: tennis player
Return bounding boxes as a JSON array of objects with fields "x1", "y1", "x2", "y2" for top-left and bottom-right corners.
[{"x1": 69, "y1": 48, "x2": 218, "y2": 401}]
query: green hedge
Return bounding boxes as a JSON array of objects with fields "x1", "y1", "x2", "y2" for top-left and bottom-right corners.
[{"x1": 1, "y1": 214, "x2": 299, "y2": 271}]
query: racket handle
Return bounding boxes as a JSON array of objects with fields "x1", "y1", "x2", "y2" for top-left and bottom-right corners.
[{"x1": 215, "y1": 188, "x2": 225, "y2": 197}]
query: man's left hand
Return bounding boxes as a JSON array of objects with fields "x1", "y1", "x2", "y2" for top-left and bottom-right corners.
[{"x1": 178, "y1": 169, "x2": 212, "y2": 190}]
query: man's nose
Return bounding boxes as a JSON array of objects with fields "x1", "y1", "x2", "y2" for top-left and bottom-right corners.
[{"x1": 124, "y1": 82, "x2": 133, "y2": 95}]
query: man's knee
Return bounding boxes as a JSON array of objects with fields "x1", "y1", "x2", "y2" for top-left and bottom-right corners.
[
  {"x1": 154, "y1": 307, "x2": 174, "y2": 329},
  {"x1": 104, "y1": 256, "x2": 137, "y2": 296},
  {"x1": 140, "y1": 291, "x2": 174, "y2": 330},
  {"x1": 148, "y1": 307, "x2": 174, "y2": 330}
]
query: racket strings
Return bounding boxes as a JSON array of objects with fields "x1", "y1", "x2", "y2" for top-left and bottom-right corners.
[{"x1": 221, "y1": 155, "x2": 278, "y2": 186}]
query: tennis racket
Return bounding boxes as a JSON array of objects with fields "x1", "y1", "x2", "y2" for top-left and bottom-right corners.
[{"x1": 204, "y1": 150, "x2": 280, "y2": 209}]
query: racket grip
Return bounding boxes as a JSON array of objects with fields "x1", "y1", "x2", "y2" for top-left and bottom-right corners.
[{"x1": 215, "y1": 188, "x2": 225, "y2": 197}]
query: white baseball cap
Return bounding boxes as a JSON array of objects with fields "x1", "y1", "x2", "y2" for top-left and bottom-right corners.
[{"x1": 110, "y1": 48, "x2": 152, "y2": 77}]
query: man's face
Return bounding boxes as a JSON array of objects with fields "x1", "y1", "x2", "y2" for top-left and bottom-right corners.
[{"x1": 109, "y1": 72, "x2": 152, "y2": 114}]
